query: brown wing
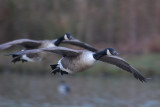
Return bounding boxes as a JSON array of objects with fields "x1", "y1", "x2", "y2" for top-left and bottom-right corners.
[
  {"x1": 62, "y1": 39, "x2": 98, "y2": 52},
  {"x1": 43, "y1": 47, "x2": 81, "y2": 57},
  {"x1": 99, "y1": 56, "x2": 146, "y2": 82},
  {"x1": 7, "y1": 47, "x2": 81, "y2": 57},
  {"x1": 0, "y1": 39, "x2": 42, "y2": 50}
]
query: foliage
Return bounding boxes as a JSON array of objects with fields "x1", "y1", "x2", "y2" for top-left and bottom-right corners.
[{"x1": 0, "y1": 0, "x2": 160, "y2": 53}]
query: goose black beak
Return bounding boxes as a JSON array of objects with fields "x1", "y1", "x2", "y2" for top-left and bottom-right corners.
[
  {"x1": 68, "y1": 35, "x2": 74, "y2": 40},
  {"x1": 113, "y1": 51, "x2": 119, "y2": 55}
]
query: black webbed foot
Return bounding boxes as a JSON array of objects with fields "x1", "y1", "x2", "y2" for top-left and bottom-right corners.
[
  {"x1": 50, "y1": 64, "x2": 58, "y2": 70},
  {"x1": 21, "y1": 59, "x2": 27, "y2": 63},
  {"x1": 51, "y1": 68, "x2": 60, "y2": 75},
  {"x1": 60, "y1": 70, "x2": 68, "y2": 75},
  {"x1": 12, "y1": 54, "x2": 19, "y2": 58},
  {"x1": 50, "y1": 64, "x2": 60, "y2": 75},
  {"x1": 12, "y1": 57, "x2": 21, "y2": 63}
]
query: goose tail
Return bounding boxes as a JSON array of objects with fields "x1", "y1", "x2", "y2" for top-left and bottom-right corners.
[{"x1": 11, "y1": 55, "x2": 27, "y2": 63}]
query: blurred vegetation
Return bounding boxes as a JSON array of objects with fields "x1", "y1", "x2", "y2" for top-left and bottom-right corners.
[
  {"x1": 0, "y1": 0, "x2": 160, "y2": 76},
  {"x1": 0, "y1": 0, "x2": 160, "y2": 53}
]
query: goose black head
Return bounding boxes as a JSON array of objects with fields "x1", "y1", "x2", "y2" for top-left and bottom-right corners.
[
  {"x1": 54, "y1": 33, "x2": 73, "y2": 46},
  {"x1": 105, "y1": 48, "x2": 119, "y2": 55},
  {"x1": 93, "y1": 48, "x2": 119, "y2": 60},
  {"x1": 64, "y1": 33, "x2": 73, "y2": 40}
]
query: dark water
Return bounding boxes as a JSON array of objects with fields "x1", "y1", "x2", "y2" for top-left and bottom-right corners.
[{"x1": 0, "y1": 73, "x2": 160, "y2": 107}]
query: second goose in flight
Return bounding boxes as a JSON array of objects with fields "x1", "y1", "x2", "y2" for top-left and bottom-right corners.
[{"x1": 1, "y1": 33, "x2": 73, "y2": 63}]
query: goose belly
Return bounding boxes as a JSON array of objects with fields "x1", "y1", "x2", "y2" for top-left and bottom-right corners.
[
  {"x1": 59, "y1": 52, "x2": 96, "y2": 73},
  {"x1": 80, "y1": 51, "x2": 96, "y2": 66},
  {"x1": 22, "y1": 54, "x2": 42, "y2": 62},
  {"x1": 22, "y1": 54, "x2": 35, "y2": 62}
]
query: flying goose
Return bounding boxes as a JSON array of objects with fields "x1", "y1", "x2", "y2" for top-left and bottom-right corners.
[
  {"x1": 2, "y1": 33, "x2": 101, "y2": 63},
  {"x1": 8, "y1": 47, "x2": 147, "y2": 82},
  {"x1": 1, "y1": 33, "x2": 74, "y2": 63}
]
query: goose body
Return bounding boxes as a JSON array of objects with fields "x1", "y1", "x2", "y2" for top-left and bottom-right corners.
[
  {"x1": 11, "y1": 40, "x2": 58, "y2": 63},
  {"x1": 20, "y1": 40, "x2": 57, "y2": 62},
  {"x1": 39, "y1": 40, "x2": 56, "y2": 48},
  {"x1": 58, "y1": 51, "x2": 96, "y2": 73}
]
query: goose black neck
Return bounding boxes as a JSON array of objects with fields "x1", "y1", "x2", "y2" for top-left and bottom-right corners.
[
  {"x1": 54, "y1": 36, "x2": 64, "y2": 46},
  {"x1": 93, "y1": 50, "x2": 106, "y2": 60}
]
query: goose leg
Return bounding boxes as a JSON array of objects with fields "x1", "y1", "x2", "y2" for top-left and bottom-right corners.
[
  {"x1": 50, "y1": 64, "x2": 60, "y2": 75},
  {"x1": 12, "y1": 56, "x2": 21, "y2": 63},
  {"x1": 50, "y1": 64, "x2": 68, "y2": 75},
  {"x1": 21, "y1": 59, "x2": 27, "y2": 63},
  {"x1": 60, "y1": 70, "x2": 68, "y2": 75},
  {"x1": 51, "y1": 68, "x2": 60, "y2": 75},
  {"x1": 50, "y1": 64, "x2": 58, "y2": 70}
]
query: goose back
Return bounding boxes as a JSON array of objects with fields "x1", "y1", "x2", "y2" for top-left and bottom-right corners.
[
  {"x1": 39, "y1": 40, "x2": 56, "y2": 48},
  {"x1": 33, "y1": 40, "x2": 56, "y2": 59}
]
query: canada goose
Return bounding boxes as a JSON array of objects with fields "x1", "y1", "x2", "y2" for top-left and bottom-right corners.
[
  {"x1": 8, "y1": 47, "x2": 146, "y2": 82},
  {"x1": 0, "y1": 33, "x2": 73, "y2": 63}
]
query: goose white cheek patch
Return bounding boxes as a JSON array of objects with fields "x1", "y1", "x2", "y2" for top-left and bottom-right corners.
[
  {"x1": 64, "y1": 34, "x2": 69, "y2": 40},
  {"x1": 107, "y1": 49, "x2": 112, "y2": 55}
]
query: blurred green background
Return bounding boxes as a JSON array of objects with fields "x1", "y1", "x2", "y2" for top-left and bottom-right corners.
[
  {"x1": 0, "y1": 0, "x2": 160, "y2": 107},
  {"x1": 0, "y1": 0, "x2": 160, "y2": 75}
]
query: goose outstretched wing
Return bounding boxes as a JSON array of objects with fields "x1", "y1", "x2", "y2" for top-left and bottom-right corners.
[
  {"x1": 62, "y1": 39, "x2": 98, "y2": 52},
  {"x1": 99, "y1": 56, "x2": 146, "y2": 82},
  {"x1": 0, "y1": 39, "x2": 42, "y2": 50},
  {"x1": 7, "y1": 47, "x2": 81, "y2": 57}
]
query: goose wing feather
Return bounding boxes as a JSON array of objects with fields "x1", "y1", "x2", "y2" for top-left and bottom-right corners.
[
  {"x1": 0, "y1": 39, "x2": 42, "y2": 50},
  {"x1": 99, "y1": 56, "x2": 146, "y2": 82},
  {"x1": 62, "y1": 39, "x2": 98, "y2": 52},
  {"x1": 7, "y1": 47, "x2": 81, "y2": 57}
]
